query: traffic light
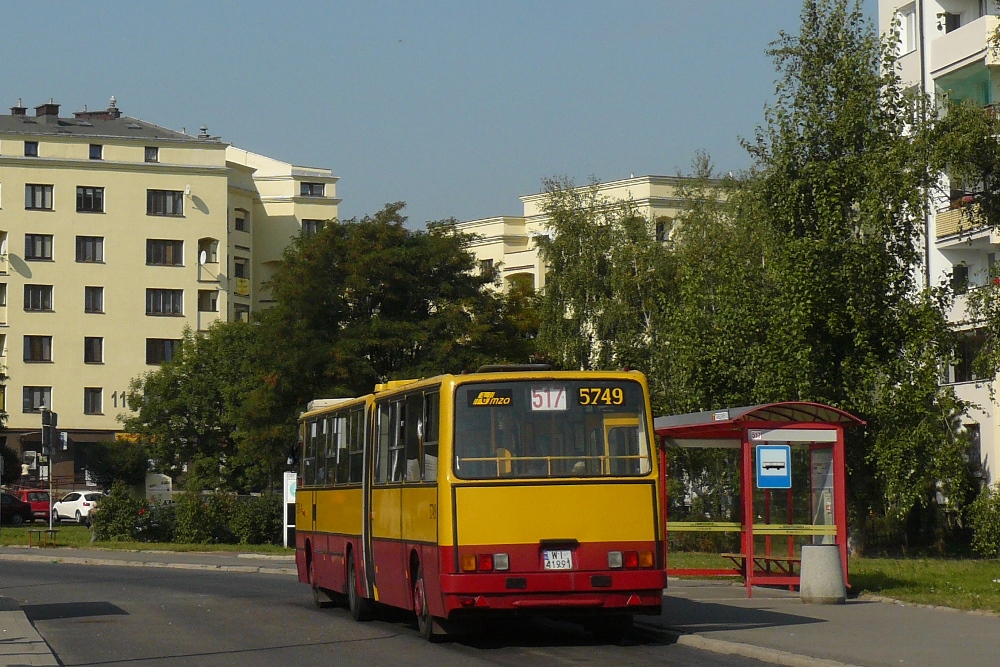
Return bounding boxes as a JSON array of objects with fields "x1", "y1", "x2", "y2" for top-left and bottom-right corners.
[{"x1": 41, "y1": 409, "x2": 58, "y2": 456}]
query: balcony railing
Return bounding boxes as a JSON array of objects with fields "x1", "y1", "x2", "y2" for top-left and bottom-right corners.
[{"x1": 930, "y1": 15, "x2": 1000, "y2": 74}]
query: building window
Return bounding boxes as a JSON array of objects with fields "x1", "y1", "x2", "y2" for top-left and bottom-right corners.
[
  {"x1": 76, "y1": 236, "x2": 104, "y2": 263},
  {"x1": 233, "y1": 257, "x2": 249, "y2": 279},
  {"x1": 84, "y1": 388, "x2": 103, "y2": 415},
  {"x1": 24, "y1": 285, "x2": 53, "y2": 311},
  {"x1": 76, "y1": 186, "x2": 104, "y2": 213},
  {"x1": 234, "y1": 210, "x2": 248, "y2": 232},
  {"x1": 89, "y1": 144, "x2": 103, "y2": 160},
  {"x1": 233, "y1": 303, "x2": 250, "y2": 322},
  {"x1": 84, "y1": 286, "x2": 104, "y2": 313},
  {"x1": 302, "y1": 219, "x2": 325, "y2": 236},
  {"x1": 146, "y1": 189, "x2": 183, "y2": 216},
  {"x1": 478, "y1": 258, "x2": 494, "y2": 278},
  {"x1": 951, "y1": 331, "x2": 986, "y2": 383},
  {"x1": 24, "y1": 141, "x2": 38, "y2": 157},
  {"x1": 300, "y1": 182, "x2": 325, "y2": 197},
  {"x1": 24, "y1": 234, "x2": 53, "y2": 260},
  {"x1": 84, "y1": 337, "x2": 103, "y2": 364},
  {"x1": 23, "y1": 335, "x2": 52, "y2": 362},
  {"x1": 146, "y1": 288, "x2": 183, "y2": 316},
  {"x1": 146, "y1": 239, "x2": 184, "y2": 266},
  {"x1": 198, "y1": 290, "x2": 218, "y2": 312},
  {"x1": 951, "y1": 264, "x2": 970, "y2": 295},
  {"x1": 22, "y1": 386, "x2": 51, "y2": 413},
  {"x1": 898, "y1": 4, "x2": 916, "y2": 54},
  {"x1": 145, "y1": 146, "x2": 159, "y2": 163},
  {"x1": 25, "y1": 184, "x2": 53, "y2": 210},
  {"x1": 146, "y1": 338, "x2": 181, "y2": 364}
]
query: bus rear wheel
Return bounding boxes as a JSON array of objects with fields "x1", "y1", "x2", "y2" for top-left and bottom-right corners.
[
  {"x1": 413, "y1": 565, "x2": 444, "y2": 642},
  {"x1": 348, "y1": 558, "x2": 376, "y2": 622}
]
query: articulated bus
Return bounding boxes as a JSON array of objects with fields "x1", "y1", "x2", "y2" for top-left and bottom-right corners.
[{"x1": 295, "y1": 366, "x2": 666, "y2": 640}]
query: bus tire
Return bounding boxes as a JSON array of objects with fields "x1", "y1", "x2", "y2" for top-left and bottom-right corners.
[
  {"x1": 348, "y1": 558, "x2": 376, "y2": 622},
  {"x1": 413, "y1": 565, "x2": 444, "y2": 642}
]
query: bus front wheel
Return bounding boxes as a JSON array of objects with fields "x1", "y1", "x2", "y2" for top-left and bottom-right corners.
[
  {"x1": 413, "y1": 565, "x2": 444, "y2": 642},
  {"x1": 348, "y1": 558, "x2": 376, "y2": 622}
]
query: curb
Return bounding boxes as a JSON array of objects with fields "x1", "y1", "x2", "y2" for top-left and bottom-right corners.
[
  {"x1": 0, "y1": 553, "x2": 297, "y2": 575},
  {"x1": 0, "y1": 598, "x2": 59, "y2": 666},
  {"x1": 859, "y1": 592, "x2": 1000, "y2": 617},
  {"x1": 640, "y1": 624, "x2": 860, "y2": 667}
]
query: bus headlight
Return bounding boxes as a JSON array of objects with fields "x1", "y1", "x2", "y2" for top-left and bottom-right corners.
[{"x1": 608, "y1": 551, "x2": 623, "y2": 569}]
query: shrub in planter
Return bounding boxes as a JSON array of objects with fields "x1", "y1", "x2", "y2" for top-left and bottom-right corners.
[{"x1": 969, "y1": 484, "x2": 1000, "y2": 558}]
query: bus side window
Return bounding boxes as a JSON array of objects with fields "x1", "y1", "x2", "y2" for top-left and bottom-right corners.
[
  {"x1": 349, "y1": 409, "x2": 364, "y2": 483},
  {"x1": 390, "y1": 400, "x2": 405, "y2": 482},
  {"x1": 423, "y1": 392, "x2": 439, "y2": 482},
  {"x1": 375, "y1": 403, "x2": 391, "y2": 484},
  {"x1": 316, "y1": 418, "x2": 329, "y2": 485},
  {"x1": 335, "y1": 414, "x2": 349, "y2": 484},
  {"x1": 405, "y1": 393, "x2": 422, "y2": 482},
  {"x1": 304, "y1": 420, "x2": 317, "y2": 486}
]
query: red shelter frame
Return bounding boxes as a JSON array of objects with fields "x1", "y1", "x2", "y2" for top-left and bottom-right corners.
[{"x1": 654, "y1": 402, "x2": 865, "y2": 597}]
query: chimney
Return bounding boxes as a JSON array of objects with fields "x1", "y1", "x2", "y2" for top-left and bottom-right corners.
[
  {"x1": 74, "y1": 95, "x2": 122, "y2": 121},
  {"x1": 35, "y1": 98, "x2": 60, "y2": 118},
  {"x1": 10, "y1": 98, "x2": 26, "y2": 116}
]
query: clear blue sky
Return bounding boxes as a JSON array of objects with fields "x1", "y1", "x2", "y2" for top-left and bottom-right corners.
[{"x1": 1, "y1": 0, "x2": 878, "y2": 228}]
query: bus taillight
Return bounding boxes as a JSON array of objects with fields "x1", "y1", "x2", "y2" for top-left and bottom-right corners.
[{"x1": 609, "y1": 550, "x2": 654, "y2": 569}]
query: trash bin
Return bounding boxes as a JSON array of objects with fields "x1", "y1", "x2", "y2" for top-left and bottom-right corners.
[{"x1": 799, "y1": 544, "x2": 846, "y2": 604}]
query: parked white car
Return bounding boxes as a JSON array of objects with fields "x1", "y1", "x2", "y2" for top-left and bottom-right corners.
[{"x1": 52, "y1": 491, "x2": 103, "y2": 525}]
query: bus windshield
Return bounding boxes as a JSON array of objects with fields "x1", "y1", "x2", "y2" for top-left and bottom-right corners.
[{"x1": 453, "y1": 379, "x2": 651, "y2": 479}]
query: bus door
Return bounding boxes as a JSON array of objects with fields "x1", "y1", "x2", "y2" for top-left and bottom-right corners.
[
  {"x1": 361, "y1": 405, "x2": 376, "y2": 602},
  {"x1": 603, "y1": 414, "x2": 641, "y2": 476}
]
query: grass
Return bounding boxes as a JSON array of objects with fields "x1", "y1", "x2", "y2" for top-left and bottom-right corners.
[
  {"x1": 668, "y1": 550, "x2": 1000, "y2": 613},
  {"x1": 0, "y1": 523, "x2": 293, "y2": 554}
]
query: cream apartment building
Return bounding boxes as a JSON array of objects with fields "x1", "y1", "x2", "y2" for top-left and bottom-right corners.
[
  {"x1": 879, "y1": 0, "x2": 999, "y2": 483},
  {"x1": 0, "y1": 98, "x2": 338, "y2": 484},
  {"x1": 457, "y1": 175, "x2": 706, "y2": 292}
]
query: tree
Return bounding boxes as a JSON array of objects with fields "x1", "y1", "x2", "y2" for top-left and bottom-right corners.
[
  {"x1": 81, "y1": 440, "x2": 149, "y2": 490},
  {"x1": 121, "y1": 321, "x2": 266, "y2": 492}
]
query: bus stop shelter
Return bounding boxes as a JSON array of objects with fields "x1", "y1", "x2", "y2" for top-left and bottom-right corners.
[{"x1": 654, "y1": 402, "x2": 864, "y2": 596}]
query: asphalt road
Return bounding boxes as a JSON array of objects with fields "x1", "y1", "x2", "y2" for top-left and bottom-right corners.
[{"x1": 0, "y1": 561, "x2": 775, "y2": 666}]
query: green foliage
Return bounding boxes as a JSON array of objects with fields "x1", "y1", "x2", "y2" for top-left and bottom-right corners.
[
  {"x1": 1, "y1": 443, "x2": 19, "y2": 486},
  {"x1": 171, "y1": 490, "x2": 282, "y2": 545},
  {"x1": 91, "y1": 482, "x2": 146, "y2": 542},
  {"x1": 82, "y1": 440, "x2": 150, "y2": 490},
  {"x1": 969, "y1": 485, "x2": 1000, "y2": 558}
]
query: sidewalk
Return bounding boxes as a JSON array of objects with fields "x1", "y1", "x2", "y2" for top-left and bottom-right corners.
[{"x1": 644, "y1": 578, "x2": 1000, "y2": 667}]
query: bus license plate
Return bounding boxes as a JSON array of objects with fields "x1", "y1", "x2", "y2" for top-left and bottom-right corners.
[{"x1": 543, "y1": 550, "x2": 573, "y2": 570}]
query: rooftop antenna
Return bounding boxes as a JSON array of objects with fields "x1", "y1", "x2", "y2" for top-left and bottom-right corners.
[{"x1": 109, "y1": 95, "x2": 117, "y2": 109}]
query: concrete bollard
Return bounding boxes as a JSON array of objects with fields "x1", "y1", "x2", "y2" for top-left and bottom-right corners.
[{"x1": 799, "y1": 544, "x2": 846, "y2": 604}]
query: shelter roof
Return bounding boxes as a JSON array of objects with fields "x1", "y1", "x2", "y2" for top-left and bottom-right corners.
[{"x1": 654, "y1": 401, "x2": 864, "y2": 438}]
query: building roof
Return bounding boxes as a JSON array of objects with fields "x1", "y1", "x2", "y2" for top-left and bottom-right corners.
[
  {"x1": 0, "y1": 108, "x2": 217, "y2": 144},
  {"x1": 654, "y1": 402, "x2": 865, "y2": 438}
]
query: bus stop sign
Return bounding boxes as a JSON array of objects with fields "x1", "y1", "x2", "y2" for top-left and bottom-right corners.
[{"x1": 756, "y1": 444, "x2": 792, "y2": 489}]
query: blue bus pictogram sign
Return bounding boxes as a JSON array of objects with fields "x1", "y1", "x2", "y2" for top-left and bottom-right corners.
[{"x1": 756, "y1": 444, "x2": 792, "y2": 489}]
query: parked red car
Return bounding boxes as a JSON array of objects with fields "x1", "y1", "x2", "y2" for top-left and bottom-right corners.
[
  {"x1": 14, "y1": 489, "x2": 50, "y2": 522},
  {"x1": 1, "y1": 492, "x2": 34, "y2": 525}
]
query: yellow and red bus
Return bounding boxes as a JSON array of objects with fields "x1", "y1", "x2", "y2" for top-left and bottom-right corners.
[{"x1": 295, "y1": 366, "x2": 666, "y2": 640}]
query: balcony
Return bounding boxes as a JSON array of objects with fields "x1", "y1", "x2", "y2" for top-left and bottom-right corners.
[
  {"x1": 931, "y1": 15, "x2": 1000, "y2": 76},
  {"x1": 198, "y1": 311, "x2": 221, "y2": 331}
]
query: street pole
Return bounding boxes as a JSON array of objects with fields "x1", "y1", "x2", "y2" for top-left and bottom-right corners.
[{"x1": 41, "y1": 408, "x2": 57, "y2": 531}]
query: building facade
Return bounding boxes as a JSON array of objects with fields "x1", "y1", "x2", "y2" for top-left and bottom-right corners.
[
  {"x1": 879, "y1": 0, "x2": 999, "y2": 484},
  {"x1": 457, "y1": 175, "x2": 703, "y2": 292},
  {"x1": 0, "y1": 98, "x2": 338, "y2": 485}
]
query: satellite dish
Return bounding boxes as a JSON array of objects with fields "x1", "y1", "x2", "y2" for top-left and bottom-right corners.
[{"x1": 199, "y1": 250, "x2": 207, "y2": 265}]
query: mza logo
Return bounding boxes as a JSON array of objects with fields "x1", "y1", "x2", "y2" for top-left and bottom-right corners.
[{"x1": 470, "y1": 390, "x2": 512, "y2": 406}]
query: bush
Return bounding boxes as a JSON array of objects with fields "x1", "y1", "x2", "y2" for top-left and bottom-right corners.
[
  {"x1": 172, "y1": 490, "x2": 283, "y2": 545},
  {"x1": 231, "y1": 494, "x2": 282, "y2": 545},
  {"x1": 970, "y1": 484, "x2": 1000, "y2": 558},
  {"x1": 91, "y1": 482, "x2": 146, "y2": 542}
]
